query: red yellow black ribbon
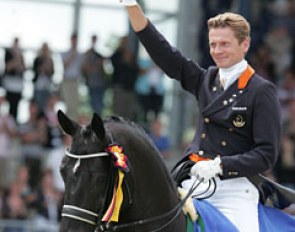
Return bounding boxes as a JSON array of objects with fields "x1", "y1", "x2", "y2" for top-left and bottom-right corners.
[
  {"x1": 106, "y1": 145, "x2": 129, "y2": 172},
  {"x1": 102, "y1": 145, "x2": 129, "y2": 222},
  {"x1": 101, "y1": 170, "x2": 124, "y2": 222}
]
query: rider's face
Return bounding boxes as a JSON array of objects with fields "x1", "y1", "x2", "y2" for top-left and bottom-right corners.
[{"x1": 209, "y1": 27, "x2": 250, "y2": 69}]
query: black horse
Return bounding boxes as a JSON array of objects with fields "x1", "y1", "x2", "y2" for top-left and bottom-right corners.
[{"x1": 57, "y1": 110, "x2": 187, "y2": 232}]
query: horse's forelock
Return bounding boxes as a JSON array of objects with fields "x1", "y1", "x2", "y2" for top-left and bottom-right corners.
[{"x1": 69, "y1": 124, "x2": 105, "y2": 154}]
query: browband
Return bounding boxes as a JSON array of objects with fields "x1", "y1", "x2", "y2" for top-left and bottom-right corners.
[{"x1": 65, "y1": 149, "x2": 109, "y2": 159}]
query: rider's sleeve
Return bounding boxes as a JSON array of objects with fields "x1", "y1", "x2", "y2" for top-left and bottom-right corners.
[{"x1": 136, "y1": 20, "x2": 206, "y2": 96}]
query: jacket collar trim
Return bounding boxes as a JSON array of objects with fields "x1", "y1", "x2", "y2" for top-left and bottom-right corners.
[{"x1": 238, "y1": 65, "x2": 255, "y2": 90}]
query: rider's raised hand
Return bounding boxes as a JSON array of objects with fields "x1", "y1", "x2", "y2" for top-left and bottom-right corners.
[{"x1": 120, "y1": 0, "x2": 137, "y2": 6}]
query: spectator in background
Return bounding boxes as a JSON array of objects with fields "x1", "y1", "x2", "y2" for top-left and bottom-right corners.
[
  {"x1": 45, "y1": 134, "x2": 72, "y2": 193},
  {"x1": 277, "y1": 68, "x2": 295, "y2": 120},
  {"x1": 82, "y1": 35, "x2": 106, "y2": 115},
  {"x1": 135, "y1": 59, "x2": 165, "y2": 123},
  {"x1": 30, "y1": 170, "x2": 62, "y2": 232},
  {"x1": 275, "y1": 98, "x2": 295, "y2": 189},
  {"x1": 18, "y1": 100, "x2": 47, "y2": 190},
  {"x1": 149, "y1": 119, "x2": 171, "y2": 159},
  {"x1": 0, "y1": 187, "x2": 4, "y2": 218},
  {"x1": 249, "y1": 43, "x2": 277, "y2": 84},
  {"x1": 111, "y1": 36, "x2": 139, "y2": 121},
  {"x1": 0, "y1": 88, "x2": 17, "y2": 189},
  {"x1": 264, "y1": 22, "x2": 292, "y2": 79},
  {"x1": 271, "y1": 0, "x2": 295, "y2": 38},
  {"x1": 43, "y1": 94, "x2": 64, "y2": 151},
  {"x1": 2, "y1": 37, "x2": 26, "y2": 121},
  {"x1": 32, "y1": 42, "x2": 54, "y2": 112},
  {"x1": 2, "y1": 181, "x2": 28, "y2": 232},
  {"x1": 61, "y1": 32, "x2": 83, "y2": 120},
  {"x1": 14, "y1": 166, "x2": 34, "y2": 205}
]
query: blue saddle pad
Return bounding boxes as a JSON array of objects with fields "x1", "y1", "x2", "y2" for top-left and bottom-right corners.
[
  {"x1": 258, "y1": 203, "x2": 295, "y2": 232},
  {"x1": 193, "y1": 199, "x2": 295, "y2": 232}
]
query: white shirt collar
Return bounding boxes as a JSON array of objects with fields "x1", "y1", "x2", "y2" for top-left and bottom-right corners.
[{"x1": 219, "y1": 59, "x2": 248, "y2": 90}]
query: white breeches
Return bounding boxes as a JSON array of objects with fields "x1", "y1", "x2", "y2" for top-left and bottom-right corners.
[{"x1": 182, "y1": 176, "x2": 259, "y2": 232}]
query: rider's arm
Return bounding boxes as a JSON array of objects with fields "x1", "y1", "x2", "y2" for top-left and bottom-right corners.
[
  {"x1": 122, "y1": 0, "x2": 206, "y2": 95},
  {"x1": 122, "y1": 1, "x2": 148, "y2": 32}
]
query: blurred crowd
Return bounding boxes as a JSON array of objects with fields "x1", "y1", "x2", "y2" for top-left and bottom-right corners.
[
  {"x1": 0, "y1": 0, "x2": 295, "y2": 230},
  {"x1": 0, "y1": 30, "x2": 169, "y2": 231}
]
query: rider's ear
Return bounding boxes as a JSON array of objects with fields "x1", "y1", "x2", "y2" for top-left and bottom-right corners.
[
  {"x1": 91, "y1": 113, "x2": 106, "y2": 141},
  {"x1": 57, "y1": 110, "x2": 80, "y2": 136}
]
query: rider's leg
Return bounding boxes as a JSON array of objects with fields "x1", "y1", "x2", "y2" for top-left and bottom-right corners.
[{"x1": 206, "y1": 177, "x2": 259, "y2": 232}]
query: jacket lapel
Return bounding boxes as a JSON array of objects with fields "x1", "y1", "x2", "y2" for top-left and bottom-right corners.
[{"x1": 202, "y1": 65, "x2": 255, "y2": 116}]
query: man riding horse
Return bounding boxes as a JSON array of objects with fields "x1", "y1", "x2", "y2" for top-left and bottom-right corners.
[{"x1": 120, "y1": 1, "x2": 295, "y2": 231}]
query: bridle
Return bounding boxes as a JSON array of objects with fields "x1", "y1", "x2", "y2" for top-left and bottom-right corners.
[
  {"x1": 61, "y1": 148, "x2": 188, "y2": 232},
  {"x1": 61, "y1": 150, "x2": 110, "y2": 227}
]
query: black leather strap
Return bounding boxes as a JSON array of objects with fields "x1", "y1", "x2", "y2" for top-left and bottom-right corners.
[{"x1": 249, "y1": 174, "x2": 295, "y2": 209}]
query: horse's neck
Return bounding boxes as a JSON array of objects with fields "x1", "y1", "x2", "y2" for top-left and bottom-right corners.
[
  {"x1": 110, "y1": 128, "x2": 186, "y2": 231},
  {"x1": 112, "y1": 126, "x2": 181, "y2": 220},
  {"x1": 127, "y1": 159, "x2": 179, "y2": 217},
  {"x1": 121, "y1": 167, "x2": 185, "y2": 231}
]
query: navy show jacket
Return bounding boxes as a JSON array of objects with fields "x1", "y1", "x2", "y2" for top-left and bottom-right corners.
[{"x1": 137, "y1": 21, "x2": 281, "y2": 180}]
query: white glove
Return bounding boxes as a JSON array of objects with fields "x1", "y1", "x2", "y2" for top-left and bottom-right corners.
[
  {"x1": 190, "y1": 157, "x2": 223, "y2": 182},
  {"x1": 120, "y1": 0, "x2": 137, "y2": 6},
  {"x1": 177, "y1": 187, "x2": 198, "y2": 222}
]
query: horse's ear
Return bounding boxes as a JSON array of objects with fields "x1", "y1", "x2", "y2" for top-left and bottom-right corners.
[
  {"x1": 91, "y1": 113, "x2": 106, "y2": 140},
  {"x1": 57, "y1": 110, "x2": 80, "y2": 136}
]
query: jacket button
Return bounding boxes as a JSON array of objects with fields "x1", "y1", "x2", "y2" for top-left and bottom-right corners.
[
  {"x1": 199, "y1": 150, "x2": 204, "y2": 156},
  {"x1": 221, "y1": 141, "x2": 227, "y2": 146},
  {"x1": 201, "y1": 133, "x2": 206, "y2": 139},
  {"x1": 204, "y1": 118, "x2": 210, "y2": 123}
]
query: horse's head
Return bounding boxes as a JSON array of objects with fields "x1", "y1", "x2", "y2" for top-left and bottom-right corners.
[
  {"x1": 58, "y1": 110, "x2": 186, "y2": 232},
  {"x1": 58, "y1": 110, "x2": 113, "y2": 232}
]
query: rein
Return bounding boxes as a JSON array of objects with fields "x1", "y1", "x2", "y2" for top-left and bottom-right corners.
[
  {"x1": 104, "y1": 201, "x2": 184, "y2": 232},
  {"x1": 105, "y1": 179, "x2": 207, "y2": 232},
  {"x1": 62, "y1": 148, "x2": 213, "y2": 232}
]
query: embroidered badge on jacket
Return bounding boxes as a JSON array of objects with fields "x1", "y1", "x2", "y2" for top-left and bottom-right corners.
[{"x1": 232, "y1": 114, "x2": 246, "y2": 128}]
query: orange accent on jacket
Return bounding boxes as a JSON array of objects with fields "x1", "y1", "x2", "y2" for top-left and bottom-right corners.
[
  {"x1": 189, "y1": 153, "x2": 210, "y2": 163},
  {"x1": 238, "y1": 65, "x2": 255, "y2": 89}
]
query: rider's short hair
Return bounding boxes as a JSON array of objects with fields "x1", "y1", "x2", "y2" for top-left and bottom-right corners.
[{"x1": 207, "y1": 12, "x2": 250, "y2": 44}]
